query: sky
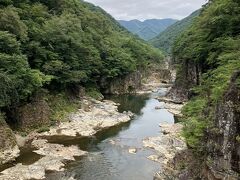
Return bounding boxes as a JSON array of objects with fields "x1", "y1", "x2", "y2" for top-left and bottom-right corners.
[{"x1": 84, "y1": 0, "x2": 207, "y2": 21}]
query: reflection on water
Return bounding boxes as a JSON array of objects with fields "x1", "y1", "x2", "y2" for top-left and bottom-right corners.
[
  {"x1": 46, "y1": 89, "x2": 174, "y2": 180},
  {"x1": 105, "y1": 94, "x2": 149, "y2": 115}
]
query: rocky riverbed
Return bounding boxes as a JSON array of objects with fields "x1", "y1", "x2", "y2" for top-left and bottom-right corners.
[
  {"x1": 135, "y1": 72, "x2": 188, "y2": 179},
  {"x1": 0, "y1": 97, "x2": 134, "y2": 180},
  {"x1": 143, "y1": 122, "x2": 187, "y2": 179},
  {"x1": 0, "y1": 140, "x2": 87, "y2": 180},
  {"x1": 155, "y1": 97, "x2": 185, "y2": 117},
  {"x1": 40, "y1": 98, "x2": 133, "y2": 138},
  {"x1": 136, "y1": 72, "x2": 172, "y2": 95},
  {"x1": 142, "y1": 93, "x2": 187, "y2": 180}
]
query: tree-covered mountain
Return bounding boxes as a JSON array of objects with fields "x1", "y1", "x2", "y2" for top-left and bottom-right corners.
[
  {"x1": 150, "y1": 10, "x2": 200, "y2": 54},
  {"x1": 0, "y1": 0, "x2": 164, "y2": 111},
  {"x1": 118, "y1": 19, "x2": 178, "y2": 40},
  {"x1": 169, "y1": 0, "x2": 240, "y2": 178}
]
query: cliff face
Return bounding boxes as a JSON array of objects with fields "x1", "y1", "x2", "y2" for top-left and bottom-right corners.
[
  {"x1": 170, "y1": 68, "x2": 240, "y2": 179},
  {"x1": 167, "y1": 60, "x2": 201, "y2": 101},
  {"x1": 205, "y1": 71, "x2": 240, "y2": 179},
  {"x1": 100, "y1": 71, "x2": 142, "y2": 94}
]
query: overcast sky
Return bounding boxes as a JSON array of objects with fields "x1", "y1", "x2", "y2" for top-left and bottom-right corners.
[{"x1": 84, "y1": 0, "x2": 207, "y2": 21}]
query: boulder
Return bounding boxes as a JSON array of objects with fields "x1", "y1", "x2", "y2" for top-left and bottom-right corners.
[{"x1": 0, "y1": 119, "x2": 20, "y2": 165}]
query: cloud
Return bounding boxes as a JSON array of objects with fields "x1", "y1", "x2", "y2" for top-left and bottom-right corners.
[{"x1": 84, "y1": 0, "x2": 207, "y2": 20}]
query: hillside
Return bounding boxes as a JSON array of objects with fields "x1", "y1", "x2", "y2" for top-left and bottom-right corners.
[
  {"x1": 0, "y1": 0, "x2": 164, "y2": 131},
  {"x1": 150, "y1": 10, "x2": 200, "y2": 54},
  {"x1": 168, "y1": 0, "x2": 240, "y2": 178},
  {"x1": 118, "y1": 19, "x2": 178, "y2": 40}
]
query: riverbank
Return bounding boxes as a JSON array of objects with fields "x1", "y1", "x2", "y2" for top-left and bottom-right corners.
[{"x1": 0, "y1": 97, "x2": 134, "y2": 180}]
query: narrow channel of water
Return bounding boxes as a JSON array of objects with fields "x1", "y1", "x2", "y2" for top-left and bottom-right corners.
[{"x1": 46, "y1": 87, "x2": 174, "y2": 180}]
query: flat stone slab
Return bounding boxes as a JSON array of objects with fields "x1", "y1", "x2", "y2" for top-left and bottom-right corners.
[
  {"x1": 157, "y1": 97, "x2": 184, "y2": 104},
  {"x1": 0, "y1": 140, "x2": 87, "y2": 180},
  {"x1": 40, "y1": 98, "x2": 133, "y2": 138},
  {"x1": 143, "y1": 123, "x2": 186, "y2": 165},
  {"x1": 32, "y1": 139, "x2": 87, "y2": 161},
  {"x1": 0, "y1": 163, "x2": 45, "y2": 180},
  {"x1": 155, "y1": 102, "x2": 184, "y2": 117}
]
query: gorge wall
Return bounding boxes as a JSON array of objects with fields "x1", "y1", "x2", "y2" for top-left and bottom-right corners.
[
  {"x1": 100, "y1": 71, "x2": 142, "y2": 94},
  {"x1": 204, "y1": 71, "x2": 240, "y2": 179},
  {"x1": 169, "y1": 65, "x2": 240, "y2": 180},
  {"x1": 167, "y1": 60, "x2": 201, "y2": 101}
]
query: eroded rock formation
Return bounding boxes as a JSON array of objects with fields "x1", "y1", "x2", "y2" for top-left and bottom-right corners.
[
  {"x1": 204, "y1": 71, "x2": 240, "y2": 179},
  {"x1": 0, "y1": 120, "x2": 19, "y2": 165}
]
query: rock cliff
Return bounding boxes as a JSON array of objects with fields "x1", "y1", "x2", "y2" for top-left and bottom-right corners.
[
  {"x1": 169, "y1": 68, "x2": 240, "y2": 179},
  {"x1": 101, "y1": 71, "x2": 142, "y2": 94},
  {"x1": 204, "y1": 71, "x2": 240, "y2": 179},
  {"x1": 167, "y1": 60, "x2": 201, "y2": 101}
]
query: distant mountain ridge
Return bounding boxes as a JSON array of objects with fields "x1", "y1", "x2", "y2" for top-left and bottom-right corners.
[
  {"x1": 149, "y1": 10, "x2": 201, "y2": 54},
  {"x1": 118, "y1": 19, "x2": 178, "y2": 40}
]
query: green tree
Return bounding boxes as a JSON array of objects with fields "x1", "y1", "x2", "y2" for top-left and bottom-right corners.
[
  {"x1": 0, "y1": 7, "x2": 27, "y2": 40},
  {"x1": 0, "y1": 31, "x2": 49, "y2": 107}
]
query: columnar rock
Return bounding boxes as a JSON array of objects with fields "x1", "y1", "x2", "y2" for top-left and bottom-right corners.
[{"x1": 205, "y1": 71, "x2": 240, "y2": 179}]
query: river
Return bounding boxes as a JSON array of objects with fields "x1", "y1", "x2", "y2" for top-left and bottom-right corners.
[{"x1": 45, "y1": 87, "x2": 174, "y2": 180}]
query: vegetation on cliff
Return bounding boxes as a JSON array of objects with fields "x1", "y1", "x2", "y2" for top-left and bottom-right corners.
[
  {"x1": 0, "y1": 0, "x2": 164, "y2": 127},
  {"x1": 173, "y1": 0, "x2": 240, "y2": 152}
]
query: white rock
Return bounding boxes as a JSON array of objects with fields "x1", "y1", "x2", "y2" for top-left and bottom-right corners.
[
  {"x1": 40, "y1": 98, "x2": 133, "y2": 138},
  {"x1": 0, "y1": 140, "x2": 87, "y2": 180},
  {"x1": 128, "y1": 148, "x2": 137, "y2": 154},
  {"x1": 34, "y1": 156, "x2": 65, "y2": 172},
  {"x1": 15, "y1": 134, "x2": 27, "y2": 147},
  {"x1": 0, "y1": 163, "x2": 45, "y2": 180},
  {"x1": 0, "y1": 145, "x2": 20, "y2": 165},
  {"x1": 147, "y1": 155, "x2": 161, "y2": 163},
  {"x1": 32, "y1": 139, "x2": 87, "y2": 161},
  {"x1": 143, "y1": 123, "x2": 187, "y2": 166},
  {"x1": 109, "y1": 139, "x2": 116, "y2": 145}
]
